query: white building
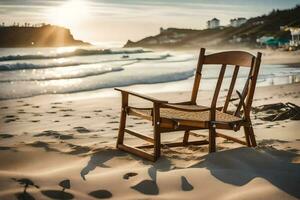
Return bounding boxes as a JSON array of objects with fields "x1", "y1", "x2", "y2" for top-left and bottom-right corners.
[
  {"x1": 230, "y1": 18, "x2": 247, "y2": 27},
  {"x1": 289, "y1": 27, "x2": 300, "y2": 46},
  {"x1": 207, "y1": 18, "x2": 220, "y2": 29}
]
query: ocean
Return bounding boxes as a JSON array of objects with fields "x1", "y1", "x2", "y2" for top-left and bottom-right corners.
[{"x1": 0, "y1": 46, "x2": 299, "y2": 100}]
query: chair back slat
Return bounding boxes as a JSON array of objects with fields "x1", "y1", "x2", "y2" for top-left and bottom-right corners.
[
  {"x1": 191, "y1": 48, "x2": 205, "y2": 104},
  {"x1": 191, "y1": 48, "x2": 261, "y2": 119},
  {"x1": 245, "y1": 52, "x2": 262, "y2": 116},
  {"x1": 211, "y1": 64, "x2": 226, "y2": 109},
  {"x1": 223, "y1": 65, "x2": 240, "y2": 113},
  {"x1": 204, "y1": 51, "x2": 254, "y2": 67}
]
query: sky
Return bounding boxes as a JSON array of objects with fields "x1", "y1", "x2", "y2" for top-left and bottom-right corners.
[{"x1": 0, "y1": 0, "x2": 299, "y2": 45}]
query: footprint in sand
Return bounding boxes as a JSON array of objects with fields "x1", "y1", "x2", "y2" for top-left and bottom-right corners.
[
  {"x1": 42, "y1": 179, "x2": 74, "y2": 200},
  {"x1": 74, "y1": 127, "x2": 90, "y2": 133},
  {"x1": 123, "y1": 172, "x2": 138, "y2": 180},
  {"x1": 60, "y1": 108, "x2": 74, "y2": 112},
  {"x1": 62, "y1": 114, "x2": 72, "y2": 117},
  {"x1": 108, "y1": 121, "x2": 118, "y2": 124},
  {"x1": 18, "y1": 109, "x2": 26, "y2": 114},
  {"x1": 181, "y1": 176, "x2": 193, "y2": 191},
  {"x1": 4, "y1": 115, "x2": 15, "y2": 118},
  {"x1": 34, "y1": 130, "x2": 74, "y2": 140},
  {"x1": 30, "y1": 120, "x2": 40, "y2": 123},
  {"x1": 0, "y1": 133, "x2": 14, "y2": 138},
  {"x1": 51, "y1": 102, "x2": 63, "y2": 105},
  {"x1": 94, "y1": 110, "x2": 103, "y2": 113},
  {"x1": 46, "y1": 111, "x2": 57, "y2": 114},
  {"x1": 67, "y1": 143, "x2": 91, "y2": 155},
  {"x1": 32, "y1": 106, "x2": 39, "y2": 108},
  {"x1": 4, "y1": 118, "x2": 17, "y2": 123},
  {"x1": 89, "y1": 190, "x2": 112, "y2": 199},
  {"x1": 81, "y1": 116, "x2": 91, "y2": 118},
  {"x1": 27, "y1": 141, "x2": 59, "y2": 152},
  {"x1": 0, "y1": 106, "x2": 8, "y2": 109}
]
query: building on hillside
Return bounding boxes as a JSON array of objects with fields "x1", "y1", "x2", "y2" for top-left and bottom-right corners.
[
  {"x1": 160, "y1": 27, "x2": 166, "y2": 34},
  {"x1": 289, "y1": 27, "x2": 300, "y2": 47},
  {"x1": 207, "y1": 18, "x2": 220, "y2": 29},
  {"x1": 230, "y1": 18, "x2": 247, "y2": 27}
]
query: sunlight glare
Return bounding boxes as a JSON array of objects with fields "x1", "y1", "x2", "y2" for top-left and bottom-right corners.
[{"x1": 47, "y1": 0, "x2": 90, "y2": 28}]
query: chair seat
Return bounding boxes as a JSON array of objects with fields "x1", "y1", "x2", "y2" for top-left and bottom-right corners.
[{"x1": 128, "y1": 104, "x2": 243, "y2": 129}]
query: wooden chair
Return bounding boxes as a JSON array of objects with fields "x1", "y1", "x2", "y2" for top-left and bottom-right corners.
[{"x1": 115, "y1": 48, "x2": 262, "y2": 161}]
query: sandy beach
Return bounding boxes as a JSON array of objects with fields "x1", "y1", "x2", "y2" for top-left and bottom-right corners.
[
  {"x1": 0, "y1": 80, "x2": 299, "y2": 200},
  {"x1": 1, "y1": 1, "x2": 300, "y2": 199}
]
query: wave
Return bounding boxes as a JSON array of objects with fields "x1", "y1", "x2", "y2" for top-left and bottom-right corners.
[
  {"x1": 0, "y1": 61, "x2": 92, "y2": 71},
  {"x1": 0, "y1": 48, "x2": 151, "y2": 61},
  {"x1": 0, "y1": 66, "x2": 124, "y2": 82},
  {"x1": 0, "y1": 68, "x2": 195, "y2": 100},
  {"x1": 0, "y1": 54, "x2": 171, "y2": 71}
]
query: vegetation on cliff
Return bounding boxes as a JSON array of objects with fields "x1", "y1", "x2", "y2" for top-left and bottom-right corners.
[
  {"x1": 124, "y1": 5, "x2": 300, "y2": 49},
  {"x1": 0, "y1": 24, "x2": 90, "y2": 47}
]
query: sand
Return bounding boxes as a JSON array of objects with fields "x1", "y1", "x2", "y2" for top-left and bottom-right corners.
[{"x1": 0, "y1": 82, "x2": 299, "y2": 200}]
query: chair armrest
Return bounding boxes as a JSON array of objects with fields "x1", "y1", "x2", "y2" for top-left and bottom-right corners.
[{"x1": 115, "y1": 88, "x2": 168, "y2": 104}]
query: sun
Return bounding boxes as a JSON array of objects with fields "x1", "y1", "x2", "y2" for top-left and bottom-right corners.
[{"x1": 46, "y1": 0, "x2": 90, "y2": 28}]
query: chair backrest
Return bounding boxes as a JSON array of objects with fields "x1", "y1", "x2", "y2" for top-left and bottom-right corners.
[{"x1": 191, "y1": 48, "x2": 262, "y2": 117}]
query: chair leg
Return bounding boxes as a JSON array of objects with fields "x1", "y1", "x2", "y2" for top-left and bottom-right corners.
[
  {"x1": 246, "y1": 125, "x2": 257, "y2": 147},
  {"x1": 153, "y1": 103, "x2": 161, "y2": 161},
  {"x1": 116, "y1": 93, "x2": 128, "y2": 147},
  {"x1": 183, "y1": 130, "x2": 190, "y2": 145},
  {"x1": 153, "y1": 126, "x2": 161, "y2": 161},
  {"x1": 243, "y1": 126, "x2": 251, "y2": 147},
  {"x1": 209, "y1": 126, "x2": 216, "y2": 153},
  {"x1": 116, "y1": 107, "x2": 127, "y2": 147}
]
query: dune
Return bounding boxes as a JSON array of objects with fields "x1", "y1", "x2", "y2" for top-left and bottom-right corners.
[{"x1": 0, "y1": 83, "x2": 299, "y2": 200}]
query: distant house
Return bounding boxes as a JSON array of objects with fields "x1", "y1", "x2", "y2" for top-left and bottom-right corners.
[
  {"x1": 160, "y1": 27, "x2": 166, "y2": 34},
  {"x1": 289, "y1": 27, "x2": 300, "y2": 47},
  {"x1": 207, "y1": 18, "x2": 220, "y2": 29},
  {"x1": 230, "y1": 18, "x2": 247, "y2": 27}
]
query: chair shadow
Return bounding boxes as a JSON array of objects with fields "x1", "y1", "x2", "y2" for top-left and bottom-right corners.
[
  {"x1": 12, "y1": 178, "x2": 39, "y2": 200},
  {"x1": 80, "y1": 146, "x2": 299, "y2": 198},
  {"x1": 80, "y1": 149, "x2": 127, "y2": 180},
  {"x1": 80, "y1": 148, "x2": 174, "y2": 195},
  {"x1": 188, "y1": 147, "x2": 300, "y2": 199},
  {"x1": 15, "y1": 192, "x2": 35, "y2": 200}
]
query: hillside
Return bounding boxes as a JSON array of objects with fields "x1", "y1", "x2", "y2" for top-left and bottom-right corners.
[
  {"x1": 0, "y1": 25, "x2": 90, "y2": 47},
  {"x1": 124, "y1": 5, "x2": 300, "y2": 49}
]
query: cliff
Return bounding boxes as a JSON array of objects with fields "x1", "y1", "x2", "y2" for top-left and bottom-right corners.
[
  {"x1": 124, "y1": 5, "x2": 300, "y2": 49},
  {"x1": 0, "y1": 25, "x2": 90, "y2": 47}
]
